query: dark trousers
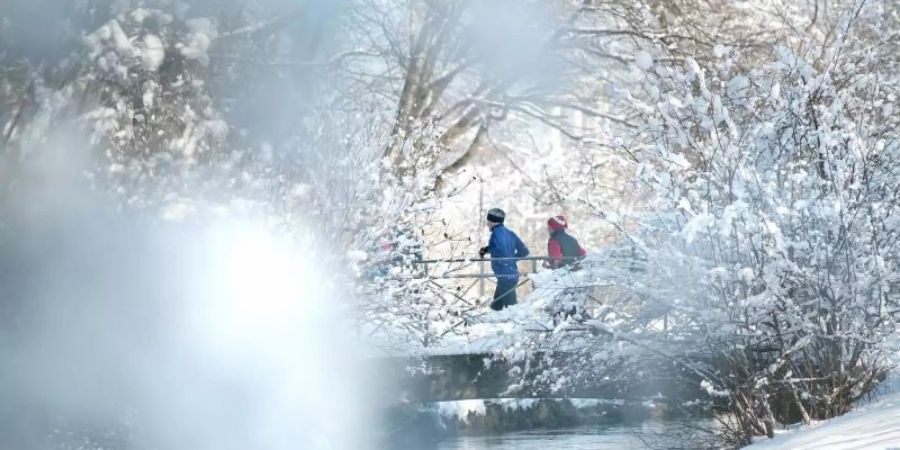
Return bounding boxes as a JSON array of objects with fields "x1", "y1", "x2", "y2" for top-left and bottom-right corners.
[{"x1": 490, "y1": 277, "x2": 518, "y2": 311}]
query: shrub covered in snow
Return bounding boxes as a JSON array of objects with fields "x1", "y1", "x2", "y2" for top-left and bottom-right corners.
[
  {"x1": 79, "y1": 9, "x2": 229, "y2": 204},
  {"x1": 486, "y1": 3, "x2": 900, "y2": 446},
  {"x1": 620, "y1": 8, "x2": 900, "y2": 445}
]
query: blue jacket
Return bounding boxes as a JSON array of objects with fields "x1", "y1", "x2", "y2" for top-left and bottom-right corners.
[{"x1": 487, "y1": 224, "x2": 529, "y2": 279}]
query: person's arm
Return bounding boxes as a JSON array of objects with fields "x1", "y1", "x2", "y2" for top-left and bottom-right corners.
[
  {"x1": 547, "y1": 239, "x2": 562, "y2": 268},
  {"x1": 483, "y1": 232, "x2": 498, "y2": 257},
  {"x1": 578, "y1": 245, "x2": 587, "y2": 257},
  {"x1": 515, "y1": 234, "x2": 530, "y2": 257}
]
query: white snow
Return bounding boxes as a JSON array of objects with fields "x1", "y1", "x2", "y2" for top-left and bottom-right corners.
[
  {"x1": 161, "y1": 201, "x2": 194, "y2": 221},
  {"x1": 748, "y1": 382, "x2": 900, "y2": 449},
  {"x1": 180, "y1": 18, "x2": 217, "y2": 64},
  {"x1": 140, "y1": 35, "x2": 165, "y2": 71},
  {"x1": 727, "y1": 75, "x2": 750, "y2": 96},
  {"x1": 436, "y1": 399, "x2": 487, "y2": 421},
  {"x1": 108, "y1": 20, "x2": 134, "y2": 56},
  {"x1": 130, "y1": 8, "x2": 151, "y2": 23},
  {"x1": 432, "y1": 397, "x2": 621, "y2": 421},
  {"x1": 570, "y1": 398, "x2": 625, "y2": 408},
  {"x1": 291, "y1": 183, "x2": 313, "y2": 198},
  {"x1": 347, "y1": 249, "x2": 368, "y2": 262},
  {"x1": 142, "y1": 84, "x2": 155, "y2": 109},
  {"x1": 635, "y1": 50, "x2": 654, "y2": 70},
  {"x1": 381, "y1": 257, "x2": 612, "y2": 357},
  {"x1": 700, "y1": 379, "x2": 730, "y2": 398},
  {"x1": 713, "y1": 44, "x2": 732, "y2": 58}
]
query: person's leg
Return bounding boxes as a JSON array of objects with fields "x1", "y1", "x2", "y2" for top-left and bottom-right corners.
[
  {"x1": 490, "y1": 279, "x2": 504, "y2": 310},
  {"x1": 502, "y1": 278, "x2": 518, "y2": 307},
  {"x1": 491, "y1": 278, "x2": 517, "y2": 310},
  {"x1": 490, "y1": 284, "x2": 504, "y2": 311}
]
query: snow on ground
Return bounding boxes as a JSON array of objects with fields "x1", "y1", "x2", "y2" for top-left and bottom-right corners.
[
  {"x1": 748, "y1": 376, "x2": 900, "y2": 450},
  {"x1": 419, "y1": 264, "x2": 601, "y2": 356}
]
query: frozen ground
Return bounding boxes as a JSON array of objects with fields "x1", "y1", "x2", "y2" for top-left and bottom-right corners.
[{"x1": 748, "y1": 377, "x2": 900, "y2": 450}]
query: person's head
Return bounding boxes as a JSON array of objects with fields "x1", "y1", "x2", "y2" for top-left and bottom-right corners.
[
  {"x1": 547, "y1": 215, "x2": 567, "y2": 235},
  {"x1": 486, "y1": 208, "x2": 505, "y2": 229}
]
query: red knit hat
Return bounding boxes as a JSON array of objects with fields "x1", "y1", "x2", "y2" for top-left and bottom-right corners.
[{"x1": 547, "y1": 215, "x2": 567, "y2": 231}]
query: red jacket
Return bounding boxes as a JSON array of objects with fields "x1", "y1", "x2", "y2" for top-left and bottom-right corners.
[{"x1": 547, "y1": 230, "x2": 586, "y2": 268}]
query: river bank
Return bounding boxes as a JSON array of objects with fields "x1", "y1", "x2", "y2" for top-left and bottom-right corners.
[{"x1": 383, "y1": 396, "x2": 712, "y2": 449}]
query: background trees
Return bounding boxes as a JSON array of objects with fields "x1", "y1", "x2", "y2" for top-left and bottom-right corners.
[
  {"x1": 3, "y1": 0, "x2": 900, "y2": 446},
  {"x1": 524, "y1": 1, "x2": 900, "y2": 445}
]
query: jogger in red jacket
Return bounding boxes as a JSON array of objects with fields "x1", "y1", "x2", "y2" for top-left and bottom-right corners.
[{"x1": 544, "y1": 215, "x2": 586, "y2": 269}]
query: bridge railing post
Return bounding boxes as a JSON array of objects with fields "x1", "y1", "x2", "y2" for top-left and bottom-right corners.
[{"x1": 479, "y1": 259, "x2": 485, "y2": 297}]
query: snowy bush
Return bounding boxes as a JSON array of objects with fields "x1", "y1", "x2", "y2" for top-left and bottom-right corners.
[
  {"x1": 627, "y1": 14, "x2": 900, "y2": 444},
  {"x1": 78, "y1": 9, "x2": 230, "y2": 204},
  {"x1": 485, "y1": 5, "x2": 900, "y2": 446}
]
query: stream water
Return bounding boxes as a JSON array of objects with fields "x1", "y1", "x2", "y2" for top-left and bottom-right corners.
[{"x1": 436, "y1": 420, "x2": 697, "y2": 450}]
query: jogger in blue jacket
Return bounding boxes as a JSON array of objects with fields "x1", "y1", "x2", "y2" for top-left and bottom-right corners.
[{"x1": 478, "y1": 208, "x2": 529, "y2": 310}]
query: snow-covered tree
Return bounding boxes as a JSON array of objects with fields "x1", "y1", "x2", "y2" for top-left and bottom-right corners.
[
  {"x1": 476, "y1": 2, "x2": 900, "y2": 446},
  {"x1": 513, "y1": 2, "x2": 900, "y2": 445}
]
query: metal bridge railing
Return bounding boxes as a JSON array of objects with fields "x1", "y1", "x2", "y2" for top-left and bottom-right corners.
[
  {"x1": 407, "y1": 256, "x2": 584, "y2": 298},
  {"x1": 408, "y1": 256, "x2": 583, "y2": 279}
]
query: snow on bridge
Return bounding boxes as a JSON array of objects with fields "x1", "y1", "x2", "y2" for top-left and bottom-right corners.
[
  {"x1": 396, "y1": 257, "x2": 637, "y2": 357},
  {"x1": 365, "y1": 248, "x2": 664, "y2": 359}
]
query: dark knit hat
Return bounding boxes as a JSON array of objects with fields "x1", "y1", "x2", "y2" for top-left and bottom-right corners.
[{"x1": 486, "y1": 208, "x2": 505, "y2": 224}]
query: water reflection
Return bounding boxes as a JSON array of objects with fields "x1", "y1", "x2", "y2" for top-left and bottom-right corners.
[{"x1": 437, "y1": 421, "x2": 686, "y2": 450}]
